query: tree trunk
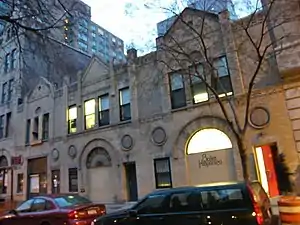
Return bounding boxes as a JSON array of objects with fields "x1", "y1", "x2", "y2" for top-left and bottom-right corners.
[{"x1": 236, "y1": 136, "x2": 250, "y2": 181}]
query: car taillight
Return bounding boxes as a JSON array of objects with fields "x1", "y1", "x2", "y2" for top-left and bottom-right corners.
[
  {"x1": 247, "y1": 184, "x2": 264, "y2": 225},
  {"x1": 68, "y1": 210, "x2": 78, "y2": 219}
]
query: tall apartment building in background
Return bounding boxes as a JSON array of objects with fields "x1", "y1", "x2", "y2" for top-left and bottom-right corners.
[
  {"x1": 63, "y1": 1, "x2": 126, "y2": 63},
  {"x1": 157, "y1": 0, "x2": 237, "y2": 37}
]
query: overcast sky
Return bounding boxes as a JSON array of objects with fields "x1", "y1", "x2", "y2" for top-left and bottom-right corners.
[
  {"x1": 82, "y1": 0, "x2": 256, "y2": 55},
  {"x1": 82, "y1": 0, "x2": 170, "y2": 54}
]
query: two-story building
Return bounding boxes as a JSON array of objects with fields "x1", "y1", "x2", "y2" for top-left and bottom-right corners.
[{"x1": 1, "y1": 0, "x2": 300, "y2": 203}]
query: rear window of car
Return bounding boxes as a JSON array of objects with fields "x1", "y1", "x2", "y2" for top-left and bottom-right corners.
[
  {"x1": 54, "y1": 195, "x2": 91, "y2": 208},
  {"x1": 200, "y1": 188, "x2": 249, "y2": 210}
]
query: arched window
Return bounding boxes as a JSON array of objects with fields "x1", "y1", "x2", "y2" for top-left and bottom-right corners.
[
  {"x1": 187, "y1": 128, "x2": 232, "y2": 155},
  {"x1": 86, "y1": 147, "x2": 112, "y2": 169}
]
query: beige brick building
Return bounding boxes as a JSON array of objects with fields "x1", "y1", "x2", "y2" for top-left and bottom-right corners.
[{"x1": 0, "y1": 0, "x2": 300, "y2": 203}]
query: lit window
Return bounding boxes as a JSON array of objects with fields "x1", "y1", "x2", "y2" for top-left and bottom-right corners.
[
  {"x1": 187, "y1": 128, "x2": 232, "y2": 155},
  {"x1": 84, "y1": 99, "x2": 96, "y2": 129},
  {"x1": 68, "y1": 105, "x2": 77, "y2": 134},
  {"x1": 154, "y1": 158, "x2": 172, "y2": 189}
]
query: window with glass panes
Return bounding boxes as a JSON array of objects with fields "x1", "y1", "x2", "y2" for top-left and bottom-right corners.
[
  {"x1": 154, "y1": 158, "x2": 172, "y2": 189},
  {"x1": 119, "y1": 87, "x2": 131, "y2": 121},
  {"x1": 213, "y1": 56, "x2": 233, "y2": 96},
  {"x1": 190, "y1": 64, "x2": 208, "y2": 103},
  {"x1": 7, "y1": 79, "x2": 13, "y2": 101},
  {"x1": 17, "y1": 173, "x2": 24, "y2": 193},
  {"x1": 1, "y1": 82, "x2": 7, "y2": 103},
  {"x1": 169, "y1": 73, "x2": 186, "y2": 109},
  {"x1": 68, "y1": 168, "x2": 78, "y2": 192},
  {"x1": 42, "y1": 113, "x2": 49, "y2": 140},
  {"x1": 68, "y1": 105, "x2": 77, "y2": 134},
  {"x1": 4, "y1": 53, "x2": 9, "y2": 73},
  {"x1": 84, "y1": 99, "x2": 96, "y2": 129},
  {"x1": 99, "y1": 94, "x2": 110, "y2": 126},
  {"x1": 10, "y1": 49, "x2": 16, "y2": 70},
  {"x1": 0, "y1": 115, "x2": 4, "y2": 139}
]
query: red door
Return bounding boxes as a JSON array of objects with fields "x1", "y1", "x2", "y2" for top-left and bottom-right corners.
[{"x1": 261, "y1": 145, "x2": 279, "y2": 197}]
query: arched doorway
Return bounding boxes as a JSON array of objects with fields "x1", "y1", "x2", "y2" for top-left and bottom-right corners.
[
  {"x1": 0, "y1": 156, "x2": 8, "y2": 194},
  {"x1": 186, "y1": 128, "x2": 237, "y2": 185},
  {"x1": 86, "y1": 147, "x2": 114, "y2": 203}
]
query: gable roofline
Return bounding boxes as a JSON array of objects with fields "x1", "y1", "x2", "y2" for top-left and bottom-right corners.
[
  {"x1": 161, "y1": 7, "x2": 219, "y2": 38},
  {"x1": 80, "y1": 55, "x2": 109, "y2": 82},
  {"x1": 26, "y1": 76, "x2": 55, "y2": 101}
]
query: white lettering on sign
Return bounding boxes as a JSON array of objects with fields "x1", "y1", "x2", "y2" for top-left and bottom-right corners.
[{"x1": 198, "y1": 153, "x2": 223, "y2": 168}]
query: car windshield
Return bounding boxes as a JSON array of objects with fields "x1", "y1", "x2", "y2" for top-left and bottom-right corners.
[{"x1": 54, "y1": 195, "x2": 91, "y2": 208}]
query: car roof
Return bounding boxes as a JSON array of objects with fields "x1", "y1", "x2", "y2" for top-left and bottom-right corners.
[
  {"x1": 31, "y1": 193, "x2": 82, "y2": 199},
  {"x1": 148, "y1": 181, "x2": 250, "y2": 196}
]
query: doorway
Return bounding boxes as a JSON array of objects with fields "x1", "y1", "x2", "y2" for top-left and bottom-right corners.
[
  {"x1": 27, "y1": 157, "x2": 47, "y2": 198},
  {"x1": 124, "y1": 162, "x2": 138, "y2": 201},
  {"x1": 254, "y1": 144, "x2": 279, "y2": 197}
]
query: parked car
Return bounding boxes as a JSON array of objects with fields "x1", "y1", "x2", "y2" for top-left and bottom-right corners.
[
  {"x1": 0, "y1": 194, "x2": 106, "y2": 225},
  {"x1": 92, "y1": 181, "x2": 272, "y2": 225}
]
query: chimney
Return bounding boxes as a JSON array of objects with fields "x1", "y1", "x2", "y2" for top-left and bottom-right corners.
[{"x1": 127, "y1": 48, "x2": 137, "y2": 61}]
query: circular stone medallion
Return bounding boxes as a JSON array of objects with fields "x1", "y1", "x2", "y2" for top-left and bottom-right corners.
[
  {"x1": 121, "y1": 135, "x2": 134, "y2": 151},
  {"x1": 249, "y1": 107, "x2": 270, "y2": 129},
  {"x1": 51, "y1": 148, "x2": 59, "y2": 161},
  {"x1": 151, "y1": 127, "x2": 167, "y2": 146},
  {"x1": 68, "y1": 145, "x2": 77, "y2": 159}
]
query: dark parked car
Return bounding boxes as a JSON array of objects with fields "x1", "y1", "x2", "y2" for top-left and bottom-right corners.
[
  {"x1": 0, "y1": 194, "x2": 106, "y2": 225},
  {"x1": 92, "y1": 181, "x2": 272, "y2": 225}
]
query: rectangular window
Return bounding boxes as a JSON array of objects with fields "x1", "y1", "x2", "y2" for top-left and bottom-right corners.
[
  {"x1": 10, "y1": 49, "x2": 16, "y2": 70},
  {"x1": 169, "y1": 73, "x2": 186, "y2": 109},
  {"x1": 84, "y1": 99, "x2": 96, "y2": 129},
  {"x1": 33, "y1": 117, "x2": 39, "y2": 140},
  {"x1": 154, "y1": 158, "x2": 172, "y2": 189},
  {"x1": 25, "y1": 119, "x2": 30, "y2": 144},
  {"x1": 0, "y1": 169, "x2": 7, "y2": 194},
  {"x1": 68, "y1": 105, "x2": 77, "y2": 134},
  {"x1": 42, "y1": 113, "x2": 49, "y2": 140},
  {"x1": 200, "y1": 188, "x2": 244, "y2": 210},
  {"x1": 119, "y1": 87, "x2": 131, "y2": 121},
  {"x1": 51, "y1": 170, "x2": 60, "y2": 194},
  {"x1": 17, "y1": 173, "x2": 24, "y2": 193},
  {"x1": 7, "y1": 79, "x2": 13, "y2": 101},
  {"x1": 213, "y1": 56, "x2": 233, "y2": 97},
  {"x1": 190, "y1": 64, "x2": 208, "y2": 103},
  {"x1": 68, "y1": 168, "x2": 78, "y2": 192},
  {"x1": 4, "y1": 53, "x2": 9, "y2": 73},
  {"x1": 5, "y1": 112, "x2": 11, "y2": 138},
  {"x1": 99, "y1": 94, "x2": 110, "y2": 126},
  {"x1": 0, "y1": 115, "x2": 4, "y2": 139},
  {"x1": 1, "y1": 82, "x2": 7, "y2": 103}
]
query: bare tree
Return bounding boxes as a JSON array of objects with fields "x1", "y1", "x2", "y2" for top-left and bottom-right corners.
[
  {"x1": 0, "y1": 0, "x2": 92, "y2": 103},
  {"x1": 131, "y1": 0, "x2": 298, "y2": 180}
]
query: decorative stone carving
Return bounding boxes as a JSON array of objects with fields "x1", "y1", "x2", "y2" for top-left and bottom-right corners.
[
  {"x1": 51, "y1": 148, "x2": 59, "y2": 161},
  {"x1": 151, "y1": 127, "x2": 167, "y2": 146},
  {"x1": 121, "y1": 135, "x2": 134, "y2": 151},
  {"x1": 68, "y1": 145, "x2": 77, "y2": 159},
  {"x1": 86, "y1": 147, "x2": 111, "y2": 168},
  {"x1": 249, "y1": 107, "x2": 270, "y2": 129}
]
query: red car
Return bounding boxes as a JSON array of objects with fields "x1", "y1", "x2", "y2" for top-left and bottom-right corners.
[{"x1": 0, "y1": 194, "x2": 106, "y2": 225}]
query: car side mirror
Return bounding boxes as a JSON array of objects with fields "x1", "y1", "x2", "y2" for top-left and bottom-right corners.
[
  {"x1": 128, "y1": 210, "x2": 138, "y2": 217},
  {"x1": 8, "y1": 209, "x2": 18, "y2": 216}
]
